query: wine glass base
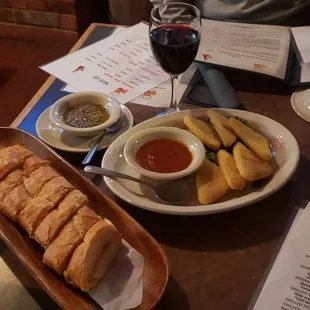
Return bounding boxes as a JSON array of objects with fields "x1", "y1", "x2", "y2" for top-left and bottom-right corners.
[
  {"x1": 291, "y1": 88, "x2": 310, "y2": 124},
  {"x1": 154, "y1": 106, "x2": 180, "y2": 117}
]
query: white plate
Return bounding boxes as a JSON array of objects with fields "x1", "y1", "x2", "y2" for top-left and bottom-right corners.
[
  {"x1": 291, "y1": 88, "x2": 310, "y2": 124},
  {"x1": 36, "y1": 104, "x2": 134, "y2": 153},
  {"x1": 102, "y1": 108, "x2": 300, "y2": 216}
]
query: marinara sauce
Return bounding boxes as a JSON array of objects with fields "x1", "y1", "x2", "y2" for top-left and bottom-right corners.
[{"x1": 136, "y1": 139, "x2": 192, "y2": 173}]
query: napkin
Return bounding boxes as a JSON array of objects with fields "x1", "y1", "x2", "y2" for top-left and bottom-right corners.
[
  {"x1": 89, "y1": 240, "x2": 144, "y2": 310},
  {"x1": 181, "y1": 64, "x2": 241, "y2": 109},
  {"x1": 181, "y1": 68, "x2": 218, "y2": 108}
]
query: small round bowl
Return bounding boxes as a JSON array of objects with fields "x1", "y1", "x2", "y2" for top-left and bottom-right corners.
[
  {"x1": 49, "y1": 91, "x2": 121, "y2": 137},
  {"x1": 123, "y1": 127, "x2": 205, "y2": 180}
]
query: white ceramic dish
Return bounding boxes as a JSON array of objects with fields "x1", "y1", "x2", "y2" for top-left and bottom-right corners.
[
  {"x1": 102, "y1": 108, "x2": 300, "y2": 216},
  {"x1": 123, "y1": 127, "x2": 205, "y2": 180},
  {"x1": 291, "y1": 88, "x2": 310, "y2": 124},
  {"x1": 36, "y1": 104, "x2": 133, "y2": 153},
  {"x1": 49, "y1": 92, "x2": 122, "y2": 137}
]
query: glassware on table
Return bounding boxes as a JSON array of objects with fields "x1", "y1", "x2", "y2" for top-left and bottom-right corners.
[{"x1": 149, "y1": 2, "x2": 201, "y2": 115}]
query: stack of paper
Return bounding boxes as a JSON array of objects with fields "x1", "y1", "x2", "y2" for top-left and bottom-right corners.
[{"x1": 251, "y1": 201, "x2": 310, "y2": 309}]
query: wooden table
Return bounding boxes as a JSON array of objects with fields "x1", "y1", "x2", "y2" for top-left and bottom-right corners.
[{"x1": 3, "y1": 23, "x2": 310, "y2": 310}]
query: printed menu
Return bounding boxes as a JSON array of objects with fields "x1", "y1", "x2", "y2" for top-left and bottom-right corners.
[
  {"x1": 197, "y1": 19, "x2": 291, "y2": 80},
  {"x1": 63, "y1": 64, "x2": 197, "y2": 108},
  {"x1": 40, "y1": 23, "x2": 169, "y2": 104},
  {"x1": 132, "y1": 63, "x2": 197, "y2": 107},
  {"x1": 252, "y1": 202, "x2": 310, "y2": 310}
]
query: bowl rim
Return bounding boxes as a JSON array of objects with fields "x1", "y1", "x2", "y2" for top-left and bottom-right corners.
[
  {"x1": 49, "y1": 91, "x2": 121, "y2": 133},
  {"x1": 123, "y1": 126, "x2": 205, "y2": 180}
]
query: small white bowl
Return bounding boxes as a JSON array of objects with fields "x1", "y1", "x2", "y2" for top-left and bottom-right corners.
[
  {"x1": 123, "y1": 127, "x2": 205, "y2": 180},
  {"x1": 49, "y1": 91, "x2": 121, "y2": 137}
]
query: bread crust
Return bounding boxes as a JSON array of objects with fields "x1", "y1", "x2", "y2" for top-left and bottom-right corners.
[
  {"x1": 24, "y1": 166, "x2": 60, "y2": 197},
  {"x1": 43, "y1": 206, "x2": 100, "y2": 275},
  {"x1": 34, "y1": 189, "x2": 88, "y2": 247},
  {"x1": 64, "y1": 219, "x2": 122, "y2": 291}
]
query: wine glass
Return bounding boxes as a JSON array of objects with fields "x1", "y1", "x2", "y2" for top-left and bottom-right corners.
[{"x1": 149, "y1": 2, "x2": 201, "y2": 115}]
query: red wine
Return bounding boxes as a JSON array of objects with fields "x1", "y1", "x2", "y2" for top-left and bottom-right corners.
[{"x1": 150, "y1": 25, "x2": 200, "y2": 75}]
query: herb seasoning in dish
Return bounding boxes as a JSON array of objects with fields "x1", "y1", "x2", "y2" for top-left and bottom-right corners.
[
  {"x1": 64, "y1": 103, "x2": 109, "y2": 128},
  {"x1": 136, "y1": 139, "x2": 192, "y2": 173}
]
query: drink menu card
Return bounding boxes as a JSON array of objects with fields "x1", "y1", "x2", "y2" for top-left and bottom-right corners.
[
  {"x1": 40, "y1": 23, "x2": 169, "y2": 104},
  {"x1": 196, "y1": 19, "x2": 291, "y2": 80},
  {"x1": 252, "y1": 202, "x2": 310, "y2": 310}
]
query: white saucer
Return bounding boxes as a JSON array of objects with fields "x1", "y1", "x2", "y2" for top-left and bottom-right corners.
[
  {"x1": 291, "y1": 88, "x2": 310, "y2": 124},
  {"x1": 36, "y1": 104, "x2": 134, "y2": 153}
]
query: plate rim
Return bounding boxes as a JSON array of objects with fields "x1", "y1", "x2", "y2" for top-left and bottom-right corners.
[
  {"x1": 35, "y1": 104, "x2": 134, "y2": 153},
  {"x1": 291, "y1": 91, "x2": 310, "y2": 124},
  {"x1": 102, "y1": 108, "x2": 300, "y2": 216}
]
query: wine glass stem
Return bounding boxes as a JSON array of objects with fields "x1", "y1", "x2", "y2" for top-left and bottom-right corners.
[{"x1": 169, "y1": 75, "x2": 179, "y2": 111}]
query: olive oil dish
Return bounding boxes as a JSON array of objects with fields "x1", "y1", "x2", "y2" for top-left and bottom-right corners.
[
  {"x1": 49, "y1": 91, "x2": 121, "y2": 137},
  {"x1": 64, "y1": 103, "x2": 109, "y2": 128}
]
